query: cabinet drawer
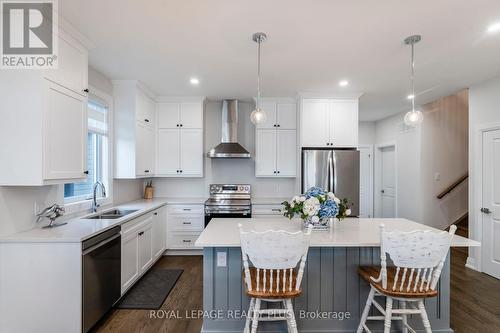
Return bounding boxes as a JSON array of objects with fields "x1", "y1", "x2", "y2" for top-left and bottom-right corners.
[
  {"x1": 168, "y1": 214, "x2": 204, "y2": 231},
  {"x1": 122, "y1": 212, "x2": 152, "y2": 234},
  {"x1": 167, "y1": 232, "x2": 201, "y2": 249},
  {"x1": 167, "y1": 205, "x2": 204, "y2": 215},
  {"x1": 252, "y1": 204, "x2": 283, "y2": 216}
]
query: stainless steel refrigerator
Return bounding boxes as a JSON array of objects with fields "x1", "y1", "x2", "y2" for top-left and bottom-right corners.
[{"x1": 302, "y1": 149, "x2": 360, "y2": 216}]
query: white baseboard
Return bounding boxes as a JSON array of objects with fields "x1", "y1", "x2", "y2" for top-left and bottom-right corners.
[{"x1": 465, "y1": 256, "x2": 480, "y2": 272}]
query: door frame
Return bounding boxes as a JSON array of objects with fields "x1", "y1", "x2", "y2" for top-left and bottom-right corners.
[
  {"x1": 358, "y1": 144, "x2": 374, "y2": 218},
  {"x1": 374, "y1": 141, "x2": 397, "y2": 218},
  {"x1": 470, "y1": 122, "x2": 500, "y2": 272}
]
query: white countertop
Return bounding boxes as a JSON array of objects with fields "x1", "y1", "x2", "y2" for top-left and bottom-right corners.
[
  {"x1": 195, "y1": 217, "x2": 480, "y2": 248},
  {"x1": 0, "y1": 197, "x2": 205, "y2": 244}
]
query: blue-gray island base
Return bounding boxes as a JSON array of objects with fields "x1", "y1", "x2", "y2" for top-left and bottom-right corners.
[{"x1": 202, "y1": 247, "x2": 452, "y2": 333}]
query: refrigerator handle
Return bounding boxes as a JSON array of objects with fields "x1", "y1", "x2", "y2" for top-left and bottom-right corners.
[{"x1": 328, "y1": 151, "x2": 334, "y2": 193}]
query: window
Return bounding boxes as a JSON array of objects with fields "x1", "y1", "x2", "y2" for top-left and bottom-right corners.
[{"x1": 64, "y1": 97, "x2": 110, "y2": 203}]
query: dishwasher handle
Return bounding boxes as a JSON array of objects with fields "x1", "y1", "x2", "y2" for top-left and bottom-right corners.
[{"x1": 82, "y1": 233, "x2": 121, "y2": 256}]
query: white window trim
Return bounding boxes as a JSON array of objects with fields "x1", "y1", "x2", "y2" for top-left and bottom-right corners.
[{"x1": 60, "y1": 85, "x2": 114, "y2": 215}]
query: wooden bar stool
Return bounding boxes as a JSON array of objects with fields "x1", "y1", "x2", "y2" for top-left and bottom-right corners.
[
  {"x1": 239, "y1": 224, "x2": 313, "y2": 333},
  {"x1": 357, "y1": 224, "x2": 456, "y2": 333}
]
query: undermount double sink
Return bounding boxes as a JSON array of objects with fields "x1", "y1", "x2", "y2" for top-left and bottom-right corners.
[{"x1": 84, "y1": 209, "x2": 139, "y2": 220}]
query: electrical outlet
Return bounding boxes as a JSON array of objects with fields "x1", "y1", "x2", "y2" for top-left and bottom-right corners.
[
  {"x1": 217, "y1": 252, "x2": 227, "y2": 267},
  {"x1": 434, "y1": 173, "x2": 441, "y2": 181}
]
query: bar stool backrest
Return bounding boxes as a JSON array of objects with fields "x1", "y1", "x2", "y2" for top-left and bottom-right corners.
[
  {"x1": 377, "y1": 224, "x2": 457, "y2": 292},
  {"x1": 239, "y1": 224, "x2": 313, "y2": 293}
]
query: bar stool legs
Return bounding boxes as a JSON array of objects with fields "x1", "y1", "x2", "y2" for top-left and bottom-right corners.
[
  {"x1": 357, "y1": 288, "x2": 375, "y2": 333},
  {"x1": 244, "y1": 298, "x2": 255, "y2": 333},
  {"x1": 285, "y1": 299, "x2": 298, "y2": 333},
  {"x1": 251, "y1": 298, "x2": 261, "y2": 333},
  {"x1": 383, "y1": 297, "x2": 393, "y2": 333},
  {"x1": 418, "y1": 300, "x2": 432, "y2": 333},
  {"x1": 401, "y1": 300, "x2": 408, "y2": 333}
]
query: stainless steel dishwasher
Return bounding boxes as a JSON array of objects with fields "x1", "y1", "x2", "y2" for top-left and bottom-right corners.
[{"x1": 82, "y1": 225, "x2": 121, "y2": 333}]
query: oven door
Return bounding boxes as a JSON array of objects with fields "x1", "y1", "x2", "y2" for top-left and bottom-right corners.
[{"x1": 204, "y1": 210, "x2": 252, "y2": 227}]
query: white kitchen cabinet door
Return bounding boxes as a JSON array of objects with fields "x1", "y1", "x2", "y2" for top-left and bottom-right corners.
[
  {"x1": 143, "y1": 124, "x2": 155, "y2": 175},
  {"x1": 44, "y1": 32, "x2": 88, "y2": 96},
  {"x1": 136, "y1": 91, "x2": 155, "y2": 126},
  {"x1": 180, "y1": 102, "x2": 203, "y2": 129},
  {"x1": 157, "y1": 129, "x2": 180, "y2": 175},
  {"x1": 43, "y1": 82, "x2": 87, "y2": 180},
  {"x1": 276, "y1": 103, "x2": 296, "y2": 129},
  {"x1": 256, "y1": 101, "x2": 277, "y2": 129},
  {"x1": 121, "y1": 230, "x2": 139, "y2": 294},
  {"x1": 138, "y1": 219, "x2": 154, "y2": 273},
  {"x1": 158, "y1": 103, "x2": 180, "y2": 129},
  {"x1": 152, "y1": 209, "x2": 166, "y2": 258},
  {"x1": 301, "y1": 99, "x2": 330, "y2": 147},
  {"x1": 276, "y1": 130, "x2": 297, "y2": 177},
  {"x1": 255, "y1": 129, "x2": 277, "y2": 176},
  {"x1": 179, "y1": 129, "x2": 203, "y2": 176},
  {"x1": 135, "y1": 122, "x2": 155, "y2": 176},
  {"x1": 330, "y1": 99, "x2": 358, "y2": 147}
]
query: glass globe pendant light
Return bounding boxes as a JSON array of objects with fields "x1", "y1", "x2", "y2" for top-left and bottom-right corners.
[
  {"x1": 250, "y1": 32, "x2": 267, "y2": 125},
  {"x1": 403, "y1": 35, "x2": 424, "y2": 127}
]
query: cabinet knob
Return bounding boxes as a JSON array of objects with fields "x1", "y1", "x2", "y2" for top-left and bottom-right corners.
[
  {"x1": 180, "y1": 124, "x2": 183, "y2": 127},
  {"x1": 144, "y1": 119, "x2": 150, "y2": 123},
  {"x1": 145, "y1": 170, "x2": 150, "y2": 173},
  {"x1": 273, "y1": 124, "x2": 277, "y2": 127},
  {"x1": 326, "y1": 143, "x2": 330, "y2": 146},
  {"x1": 273, "y1": 171, "x2": 276, "y2": 174},
  {"x1": 176, "y1": 124, "x2": 179, "y2": 127},
  {"x1": 83, "y1": 170, "x2": 89, "y2": 175},
  {"x1": 154, "y1": 212, "x2": 158, "y2": 216},
  {"x1": 277, "y1": 124, "x2": 280, "y2": 127},
  {"x1": 83, "y1": 88, "x2": 89, "y2": 93},
  {"x1": 277, "y1": 171, "x2": 280, "y2": 174},
  {"x1": 138, "y1": 231, "x2": 144, "y2": 236},
  {"x1": 179, "y1": 170, "x2": 183, "y2": 173}
]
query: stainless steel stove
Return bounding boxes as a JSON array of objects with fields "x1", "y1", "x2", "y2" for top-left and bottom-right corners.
[{"x1": 204, "y1": 184, "x2": 251, "y2": 226}]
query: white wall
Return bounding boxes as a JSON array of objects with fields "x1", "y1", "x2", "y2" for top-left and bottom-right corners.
[
  {"x1": 468, "y1": 76, "x2": 500, "y2": 270},
  {"x1": 0, "y1": 67, "x2": 143, "y2": 237},
  {"x1": 374, "y1": 113, "x2": 423, "y2": 222},
  {"x1": 359, "y1": 121, "x2": 376, "y2": 144},
  {"x1": 154, "y1": 101, "x2": 298, "y2": 198}
]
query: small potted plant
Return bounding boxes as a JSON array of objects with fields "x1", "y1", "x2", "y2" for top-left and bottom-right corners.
[{"x1": 281, "y1": 187, "x2": 352, "y2": 230}]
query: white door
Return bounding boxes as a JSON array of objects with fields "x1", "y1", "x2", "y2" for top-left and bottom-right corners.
[
  {"x1": 255, "y1": 129, "x2": 277, "y2": 176},
  {"x1": 256, "y1": 101, "x2": 277, "y2": 129},
  {"x1": 276, "y1": 103, "x2": 296, "y2": 130},
  {"x1": 179, "y1": 129, "x2": 203, "y2": 176},
  {"x1": 379, "y1": 145, "x2": 396, "y2": 218},
  {"x1": 276, "y1": 130, "x2": 297, "y2": 177},
  {"x1": 330, "y1": 99, "x2": 358, "y2": 147},
  {"x1": 43, "y1": 82, "x2": 87, "y2": 180},
  {"x1": 180, "y1": 102, "x2": 203, "y2": 129},
  {"x1": 301, "y1": 99, "x2": 330, "y2": 147},
  {"x1": 157, "y1": 129, "x2": 180, "y2": 175},
  {"x1": 158, "y1": 103, "x2": 180, "y2": 128},
  {"x1": 138, "y1": 220, "x2": 154, "y2": 273},
  {"x1": 152, "y1": 209, "x2": 166, "y2": 258},
  {"x1": 359, "y1": 146, "x2": 373, "y2": 218},
  {"x1": 121, "y1": 230, "x2": 139, "y2": 294},
  {"x1": 482, "y1": 129, "x2": 500, "y2": 279}
]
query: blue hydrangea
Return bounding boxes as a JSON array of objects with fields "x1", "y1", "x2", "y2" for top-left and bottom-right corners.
[
  {"x1": 318, "y1": 199, "x2": 339, "y2": 218},
  {"x1": 305, "y1": 186, "x2": 325, "y2": 199}
]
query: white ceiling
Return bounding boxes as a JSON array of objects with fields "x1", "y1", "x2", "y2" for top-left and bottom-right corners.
[{"x1": 60, "y1": 0, "x2": 500, "y2": 121}]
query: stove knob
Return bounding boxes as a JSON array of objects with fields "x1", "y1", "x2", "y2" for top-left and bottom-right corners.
[
  {"x1": 245, "y1": 186, "x2": 249, "y2": 191},
  {"x1": 238, "y1": 186, "x2": 243, "y2": 192}
]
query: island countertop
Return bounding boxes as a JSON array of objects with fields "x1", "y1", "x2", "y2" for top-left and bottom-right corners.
[{"x1": 195, "y1": 217, "x2": 480, "y2": 248}]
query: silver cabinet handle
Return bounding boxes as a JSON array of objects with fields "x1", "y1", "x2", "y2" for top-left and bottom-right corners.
[
  {"x1": 271, "y1": 209, "x2": 281, "y2": 212},
  {"x1": 182, "y1": 239, "x2": 191, "y2": 243},
  {"x1": 182, "y1": 221, "x2": 191, "y2": 224},
  {"x1": 481, "y1": 207, "x2": 491, "y2": 214},
  {"x1": 183, "y1": 208, "x2": 191, "y2": 211}
]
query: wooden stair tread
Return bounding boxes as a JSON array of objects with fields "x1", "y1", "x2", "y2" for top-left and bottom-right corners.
[
  {"x1": 244, "y1": 267, "x2": 302, "y2": 299},
  {"x1": 359, "y1": 266, "x2": 438, "y2": 298}
]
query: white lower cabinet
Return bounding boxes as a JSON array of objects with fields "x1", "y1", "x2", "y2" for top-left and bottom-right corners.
[
  {"x1": 166, "y1": 204, "x2": 204, "y2": 250},
  {"x1": 121, "y1": 206, "x2": 166, "y2": 295},
  {"x1": 252, "y1": 204, "x2": 284, "y2": 218}
]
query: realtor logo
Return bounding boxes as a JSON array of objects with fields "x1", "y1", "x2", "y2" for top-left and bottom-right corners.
[{"x1": 1, "y1": 0, "x2": 58, "y2": 68}]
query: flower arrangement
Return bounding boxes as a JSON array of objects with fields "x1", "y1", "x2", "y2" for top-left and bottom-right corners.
[{"x1": 281, "y1": 187, "x2": 352, "y2": 224}]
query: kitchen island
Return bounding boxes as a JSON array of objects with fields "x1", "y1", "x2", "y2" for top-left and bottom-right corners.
[{"x1": 195, "y1": 217, "x2": 479, "y2": 333}]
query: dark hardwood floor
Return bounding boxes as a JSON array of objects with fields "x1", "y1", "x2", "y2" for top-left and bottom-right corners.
[{"x1": 93, "y1": 250, "x2": 500, "y2": 333}]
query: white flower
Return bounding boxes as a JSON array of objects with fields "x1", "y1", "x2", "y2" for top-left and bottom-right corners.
[
  {"x1": 346, "y1": 209, "x2": 351, "y2": 216},
  {"x1": 303, "y1": 197, "x2": 320, "y2": 216},
  {"x1": 299, "y1": 196, "x2": 306, "y2": 202},
  {"x1": 311, "y1": 216, "x2": 320, "y2": 223},
  {"x1": 292, "y1": 196, "x2": 300, "y2": 203},
  {"x1": 334, "y1": 197, "x2": 340, "y2": 204},
  {"x1": 327, "y1": 192, "x2": 335, "y2": 200},
  {"x1": 290, "y1": 203, "x2": 295, "y2": 208}
]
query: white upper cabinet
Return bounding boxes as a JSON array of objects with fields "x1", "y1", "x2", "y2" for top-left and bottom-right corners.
[
  {"x1": 158, "y1": 100, "x2": 203, "y2": 129},
  {"x1": 301, "y1": 97, "x2": 359, "y2": 148},
  {"x1": 0, "y1": 27, "x2": 89, "y2": 185},
  {"x1": 44, "y1": 30, "x2": 88, "y2": 96},
  {"x1": 157, "y1": 97, "x2": 204, "y2": 177},
  {"x1": 255, "y1": 98, "x2": 297, "y2": 177},
  {"x1": 113, "y1": 80, "x2": 157, "y2": 178}
]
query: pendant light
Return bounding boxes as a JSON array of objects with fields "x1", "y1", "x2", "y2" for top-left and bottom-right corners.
[
  {"x1": 403, "y1": 35, "x2": 424, "y2": 126},
  {"x1": 250, "y1": 32, "x2": 268, "y2": 125}
]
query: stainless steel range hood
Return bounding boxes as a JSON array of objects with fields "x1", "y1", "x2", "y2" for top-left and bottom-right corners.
[{"x1": 207, "y1": 100, "x2": 251, "y2": 158}]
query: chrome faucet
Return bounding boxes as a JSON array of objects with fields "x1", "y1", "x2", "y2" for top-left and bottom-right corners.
[{"x1": 92, "y1": 181, "x2": 107, "y2": 213}]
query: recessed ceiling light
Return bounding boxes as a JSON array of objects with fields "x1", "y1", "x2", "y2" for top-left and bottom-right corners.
[
  {"x1": 487, "y1": 22, "x2": 500, "y2": 33},
  {"x1": 190, "y1": 77, "x2": 200, "y2": 85},
  {"x1": 339, "y1": 80, "x2": 349, "y2": 87},
  {"x1": 407, "y1": 94, "x2": 415, "y2": 100}
]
